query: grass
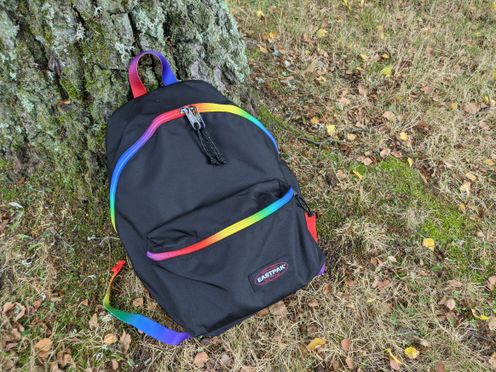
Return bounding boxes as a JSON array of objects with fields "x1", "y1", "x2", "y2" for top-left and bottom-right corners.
[{"x1": 1, "y1": 0, "x2": 496, "y2": 370}]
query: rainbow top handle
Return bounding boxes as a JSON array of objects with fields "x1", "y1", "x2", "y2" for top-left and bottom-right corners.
[{"x1": 128, "y1": 50, "x2": 178, "y2": 98}]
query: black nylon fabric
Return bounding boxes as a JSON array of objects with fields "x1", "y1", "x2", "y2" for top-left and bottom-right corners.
[{"x1": 106, "y1": 80, "x2": 325, "y2": 337}]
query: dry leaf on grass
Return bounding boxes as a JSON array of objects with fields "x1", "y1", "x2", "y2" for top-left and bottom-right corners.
[
  {"x1": 119, "y1": 331, "x2": 131, "y2": 354},
  {"x1": 422, "y1": 238, "x2": 435, "y2": 251},
  {"x1": 399, "y1": 132, "x2": 408, "y2": 142},
  {"x1": 35, "y1": 338, "x2": 53, "y2": 358},
  {"x1": 269, "y1": 301, "x2": 287, "y2": 316},
  {"x1": 103, "y1": 333, "x2": 118, "y2": 345},
  {"x1": 462, "y1": 102, "x2": 480, "y2": 114},
  {"x1": 193, "y1": 351, "x2": 209, "y2": 368},
  {"x1": 316, "y1": 29, "x2": 328, "y2": 38},
  {"x1": 341, "y1": 338, "x2": 352, "y2": 352},
  {"x1": 89, "y1": 313, "x2": 98, "y2": 329},
  {"x1": 435, "y1": 361, "x2": 446, "y2": 372},
  {"x1": 308, "y1": 299, "x2": 319, "y2": 308},
  {"x1": 111, "y1": 360, "x2": 119, "y2": 371},
  {"x1": 404, "y1": 346, "x2": 419, "y2": 359},
  {"x1": 132, "y1": 297, "x2": 144, "y2": 307},
  {"x1": 326, "y1": 124, "x2": 336, "y2": 136},
  {"x1": 381, "y1": 65, "x2": 393, "y2": 77},
  {"x1": 487, "y1": 275, "x2": 496, "y2": 291},
  {"x1": 347, "y1": 133, "x2": 357, "y2": 141},
  {"x1": 306, "y1": 337, "x2": 325, "y2": 350},
  {"x1": 345, "y1": 356, "x2": 354, "y2": 369},
  {"x1": 444, "y1": 298, "x2": 456, "y2": 311},
  {"x1": 488, "y1": 353, "x2": 496, "y2": 368},
  {"x1": 382, "y1": 111, "x2": 396, "y2": 121},
  {"x1": 407, "y1": 158, "x2": 414, "y2": 167},
  {"x1": 488, "y1": 315, "x2": 496, "y2": 331}
]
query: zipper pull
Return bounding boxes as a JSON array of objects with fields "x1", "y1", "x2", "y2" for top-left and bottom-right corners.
[
  {"x1": 295, "y1": 194, "x2": 314, "y2": 216},
  {"x1": 181, "y1": 106, "x2": 226, "y2": 165}
]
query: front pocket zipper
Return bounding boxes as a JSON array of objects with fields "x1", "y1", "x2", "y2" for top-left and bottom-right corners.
[
  {"x1": 109, "y1": 103, "x2": 279, "y2": 230},
  {"x1": 147, "y1": 186, "x2": 295, "y2": 261}
]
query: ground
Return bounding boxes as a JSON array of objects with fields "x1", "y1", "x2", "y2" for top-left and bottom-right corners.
[{"x1": 1, "y1": 0, "x2": 495, "y2": 371}]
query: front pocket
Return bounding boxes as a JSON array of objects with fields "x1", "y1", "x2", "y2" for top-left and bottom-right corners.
[{"x1": 147, "y1": 179, "x2": 292, "y2": 260}]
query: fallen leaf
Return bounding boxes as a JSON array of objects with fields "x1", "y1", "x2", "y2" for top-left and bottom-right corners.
[
  {"x1": 258, "y1": 45, "x2": 268, "y2": 53},
  {"x1": 56, "y1": 350, "x2": 72, "y2": 368},
  {"x1": 50, "y1": 362, "x2": 62, "y2": 372},
  {"x1": 341, "y1": 338, "x2": 352, "y2": 352},
  {"x1": 459, "y1": 181, "x2": 471, "y2": 195},
  {"x1": 103, "y1": 334, "x2": 118, "y2": 345},
  {"x1": 422, "y1": 238, "x2": 435, "y2": 251},
  {"x1": 386, "y1": 348, "x2": 402, "y2": 366},
  {"x1": 435, "y1": 361, "x2": 446, "y2": 372},
  {"x1": 407, "y1": 158, "x2": 414, "y2": 167},
  {"x1": 35, "y1": 338, "x2": 53, "y2": 358},
  {"x1": 483, "y1": 159, "x2": 494, "y2": 166},
  {"x1": 382, "y1": 111, "x2": 396, "y2": 121},
  {"x1": 361, "y1": 157, "x2": 373, "y2": 166},
  {"x1": 2, "y1": 302, "x2": 15, "y2": 314},
  {"x1": 353, "y1": 170, "x2": 363, "y2": 180},
  {"x1": 322, "y1": 283, "x2": 333, "y2": 296},
  {"x1": 310, "y1": 116, "x2": 320, "y2": 125},
  {"x1": 404, "y1": 346, "x2": 419, "y2": 359},
  {"x1": 488, "y1": 315, "x2": 496, "y2": 331},
  {"x1": 458, "y1": 203, "x2": 466, "y2": 212},
  {"x1": 347, "y1": 133, "x2": 357, "y2": 141},
  {"x1": 119, "y1": 331, "x2": 131, "y2": 354},
  {"x1": 89, "y1": 313, "x2": 98, "y2": 329},
  {"x1": 462, "y1": 102, "x2": 480, "y2": 114},
  {"x1": 306, "y1": 337, "x2": 326, "y2": 350},
  {"x1": 111, "y1": 360, "x2": 119, "y2": 371},
  {"x1": 449, "y1": 102, "x2": 458, "y2": 111},
  {"x1": 132, "y1": 297, "x2": 144, "y2": 307},
  {"x1": 381, "y1": 65, "x2": 393, "y2": 77},
  {"x1": 257, "y1": 307, "x2": 270, "y2": 317},
  {"x1": 399, "y1": 132, "x2": 408, "y2": 142},
  {"x1": 345, "y1": 356, "x2": 354, "y2": 369},
  {"x1": 465, "y1": 172, "x2": 476, "y2": 182},
  {"x1": 269, "y1": 301, "x2": 287, "y2": 316},
  {"x1": 255, "y1": 10, "x2": 265, "y2": 19},
  {"x1": 326, "y1": 124, "x2": 336, "y2": 136},
  {"x1": 489, "y1": 353, "x2": 496, "y2": 369},
  {"x1": 390, "y1": 360, "x2": 401, "y2": 370},
  {"x1": 444, "y1": 298, "x2": 456, "y2": 311},
  {"x1": 308, "y1": 299, "x2": 319, "y2": 308},
  {"x1": 193, "y1": 351, "x2": 209, "y2": 368},
  {"x1": 380, "y1": 148, "x2": 391, "y2": 158},
  {"x1": 316, "y1": 29, "x2": 328, "y2": 38},
  {"x1": 486, "y1": 275, "x2": 496, "y2": 290}
]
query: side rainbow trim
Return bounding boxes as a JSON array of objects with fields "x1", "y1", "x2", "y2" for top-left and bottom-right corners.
[
  {"x1": 147, "y1": 187, "x2": 294, "y2": 261},
  {"x1": 109, "y1": 104, "x2": 279, "y2": 230},
  {"x1": 103, "y1": 260, "x2": 190, "y2": 345}
]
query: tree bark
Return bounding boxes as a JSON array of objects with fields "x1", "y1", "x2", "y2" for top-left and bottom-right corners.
[{"x1": 0, "y1": 0, "x2": 249, "y2": 199}]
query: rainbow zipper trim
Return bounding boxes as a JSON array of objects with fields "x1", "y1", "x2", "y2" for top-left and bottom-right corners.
[
  {"x1": 109, "y1": 103, "x2": 278, "y2": 229},
  {"x1": 103, "y1": 260, "x2": 190, "y2": 345},
  {"x1": 147, "y1": 187, "x2": 294, "y2": 261}
]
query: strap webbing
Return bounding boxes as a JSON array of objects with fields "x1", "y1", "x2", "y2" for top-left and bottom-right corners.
[
  {"x1": 103, "y1": 260, "x2": 190, "y2": 345},
  {"x1": 128, "y1": 50, "x2": 178, "y2": 98}
]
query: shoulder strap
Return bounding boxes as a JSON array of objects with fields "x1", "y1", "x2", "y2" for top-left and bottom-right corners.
[
  {"x1": 103, "y1": 260, "x2": 190, "y2": 345},
  {"x1": 128, "y1": 50, "x2": 178, "y2": 99}
]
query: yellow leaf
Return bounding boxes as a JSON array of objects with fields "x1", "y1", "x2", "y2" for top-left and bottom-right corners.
[
  {"x1": 306, "y1": 337, "x2": 326, "y2": 350},
  {"x1": 347, "y1": 133, "x2": 357, "y2": 141},
  {"x1": 465, "y1": 172, "x2": 476, "y2": 182},
  {"x1": 326, "y1": 124, "x2": 336, "y2": 136},
  {"x1": 256, "y1": 10, "x2": 265, "y2": 19},
  {"x1": 458, "y1": 203, "x2": 466, "y2": 212},
  {"x1": 492, "y1": 2, "x2": 496, "y2": 11},
  {"x1": 359, "y1": 54, "x2": 369, "y2": 61},
  {"x1": 449, "y1": 102, "x2": 458, "y2": 111},
  {"x1": 316, "y1": 29, "x2": 328, "y2": 38},
  {"x1": 353, "y1": 170, "x2": 363, "y2": 180},
  {"x1": 471, "y1": 309, "x2": 489, "y2": 321},
  {"x1": 404, "y1": 346, "x2": 420, "y2": 359},
  {"x1": 381, "y1": 65, "x2": 393, "y2": 77},
  {"x1": 399, "y1": 131, "x2": 408, "y2": 141},
  {"x1": 386, "y1": 348, "x2": 402, "y2": 365},
  {"x1": 310, "y1": 116, "x2": 320, "y2": 125},
  {"x1": 422, "y1": 238, "x2": 435, "y2": 250},
  {"x1": 103, "y1": 333, "x2": 118, "y2": 345},
  {"x1": 483, "y1": 159, "x2": 494, "y2": 166},
  {"x1": 460, "y1": 181, "x2": 471, "y2": 195},
  {"x1": 407, "y1": 158, "x2": 414, "y2": 167},
  {"x1": 382, "y1": 53, "x2": 390, "y2": 60},
  {"x1": 267, "y1": 31, "x2": 278, "y2": 42}
]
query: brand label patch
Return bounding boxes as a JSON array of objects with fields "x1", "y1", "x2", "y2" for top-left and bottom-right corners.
[{"x1": 253, "y1": 261, "x2": 288, "y2": 286}]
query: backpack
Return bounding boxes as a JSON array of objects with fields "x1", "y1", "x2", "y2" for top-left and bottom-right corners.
[{"x1": 103, "y1": 50, "x2": 326, "y2": 345}]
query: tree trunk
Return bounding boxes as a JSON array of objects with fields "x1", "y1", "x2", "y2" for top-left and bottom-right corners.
[{"x1": 0, "y1": 0, "x2": 249, "y2": 200}]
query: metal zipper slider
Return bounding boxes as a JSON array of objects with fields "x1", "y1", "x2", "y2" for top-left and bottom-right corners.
[{"x1": 180, "y1": 106, "x2": 204, "y2": 130}]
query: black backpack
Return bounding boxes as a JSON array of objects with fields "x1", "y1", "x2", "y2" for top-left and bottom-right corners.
[{"x1": 103, "y1": 50, "x2": 326, "y2": 345}]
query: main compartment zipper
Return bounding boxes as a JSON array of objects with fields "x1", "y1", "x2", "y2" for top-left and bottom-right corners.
[
  {"x1": 181, "y1": 106, "x2": 226, "y2": 165},
  {"x1": 109, "y1": 103, "x2": 279, "y2": 230}
]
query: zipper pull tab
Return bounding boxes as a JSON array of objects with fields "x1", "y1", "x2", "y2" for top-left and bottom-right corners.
[
  {"x1": 295, "y1": 194, "x2": 314, "y2": 216},
  {"x1": 181, "y1": 106, "x2": 226, "y2": 165}
]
